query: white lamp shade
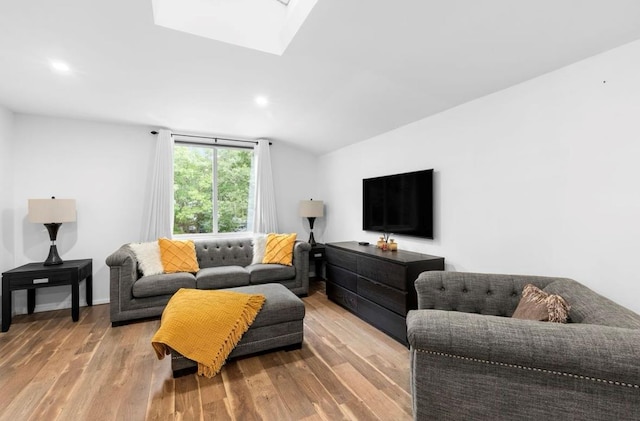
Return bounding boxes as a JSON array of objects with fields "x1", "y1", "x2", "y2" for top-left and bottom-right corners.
[
  {"x1": 299, "y1": 200, "x2": 324, "y2": 218},
  {"x1": 28, "y1": 198, "x2": 77, "y2": 223}
]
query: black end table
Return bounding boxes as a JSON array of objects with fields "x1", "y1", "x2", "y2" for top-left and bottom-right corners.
[
  {"x1": 309, "y1": 243, "x2": 326, "y2": 279},
  {"x1": 2, "y1": 259, "x2": 93, "y2": 332}
]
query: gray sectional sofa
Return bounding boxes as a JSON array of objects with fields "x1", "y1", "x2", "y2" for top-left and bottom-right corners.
[
  {"x1": 107, "y1": 236, "x2": 310, "y2": 326},
  {"x1": 407, "y1": 271, "x2": 640, "y2": 420}
]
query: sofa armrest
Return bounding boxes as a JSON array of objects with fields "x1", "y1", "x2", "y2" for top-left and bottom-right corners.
[
  {"x1": 293, "y1": 240, "x2": 311, "y2": 261},
  {"x1": 291, "y1": 240, "x2": 311, "y2": 295},
  {"x1": 414, "y1": 271, "x2": 574, "y2": 316},
  {"x1": 407, "y1": 309, "x2": 640, "y2": 387},
  {"x1": 106, "y1": 244, "x2": 139, "y2": 321}
]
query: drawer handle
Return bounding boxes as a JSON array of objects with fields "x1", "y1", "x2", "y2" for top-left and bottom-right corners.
[
  {"x1": 33, "y1": 278, "x2": 49, "y2": 284},
  {"x1": 313, "y1": 253, "x2": 323, "y2": 258}
]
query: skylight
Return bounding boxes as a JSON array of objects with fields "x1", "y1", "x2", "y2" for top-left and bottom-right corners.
[{"x1": 151, "y1": 0, "x2": 319, "y2": 56}]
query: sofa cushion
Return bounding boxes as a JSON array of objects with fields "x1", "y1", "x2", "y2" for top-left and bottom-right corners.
[
  {"x1": 195, "y1": 238, "x2": 253, "y2": 269},
  {"x1": 196, "y1": 266, "x2": 250, "y2": 289},
  {"x1": 247, "y1": 263, "x2": 296, "y2": 285},
  {"x1": 512, "y1": 284, "x2": 570, "y2": 323},
  {"x1": 159, "y1": 238, "x2": 200, "y2": 273},
  {"x1": 263, "y1": 233, "x2": 297, "y2": 266},
  {"x1": 132, "y1": 272, "x2": 196, "y2": 298},
  {"x1": 225, "y1": 284, "x2": 305, "y2": 328}
]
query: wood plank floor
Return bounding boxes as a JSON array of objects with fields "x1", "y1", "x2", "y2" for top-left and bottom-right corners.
[{"x1": 0, "y1": 281, "x2": 413, "y2": 420}]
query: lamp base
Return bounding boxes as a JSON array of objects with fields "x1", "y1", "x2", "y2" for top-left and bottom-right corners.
[
  {"x1": 42, "y1": 223, "x2": 64, "y2": 265},
  {"x1": 308, "y1": 231, "x2": 317, "y2": 246},
  {"x1": 307, "y1": 217, "x2": 317, "y2": 246},
  {"x1": 44, "y1": 244, "x2": 64, "y2": 266}
]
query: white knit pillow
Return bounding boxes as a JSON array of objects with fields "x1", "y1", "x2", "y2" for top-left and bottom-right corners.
[
  {"x1": 129, "y1": 241, "x2": 164, "y2": 276},
  {"x1": 251, "y1": 234, "x2": 268, "y2": 265}
]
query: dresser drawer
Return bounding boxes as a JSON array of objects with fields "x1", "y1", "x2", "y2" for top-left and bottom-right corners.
[
  {"x1": 327, "y1": 282, "x2": 358, "y2": 313},
  {"x1": 357, "y1": 296, "x2": 408, "y2": 344},
  {"x1": 326, "y1": 247, "x2": 357, "y2": 272},
  {"x1": 326, "y1": 264, "x2": 357, "y2": 292},
  {"x1": 357, "y1": 276, "x2": 408, "y2": 315},
  {"x1": 357, "y1": 256, "x2": 407, "y2": 290}
]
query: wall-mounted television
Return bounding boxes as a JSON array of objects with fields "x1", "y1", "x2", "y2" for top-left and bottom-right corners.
[{"x1": 363, "y1": 169, "x2": 433, "y2": 239}]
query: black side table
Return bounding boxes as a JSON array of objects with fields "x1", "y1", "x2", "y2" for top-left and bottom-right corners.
[
  {"x1": 309, "y1": 244, "x2": 326, "y2": 279},
  {"x1": 2, "y1": 259, "x2": 93, "y2": 332}
]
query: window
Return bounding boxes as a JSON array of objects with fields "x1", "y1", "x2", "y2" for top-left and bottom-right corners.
[{"x1": 173, "y1": 143, "x2": 254, "y2": 235}]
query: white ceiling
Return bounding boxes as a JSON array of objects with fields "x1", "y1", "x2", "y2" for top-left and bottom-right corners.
[{"x1": 1, "y1": 1, "x2": 640, "y2": 155}]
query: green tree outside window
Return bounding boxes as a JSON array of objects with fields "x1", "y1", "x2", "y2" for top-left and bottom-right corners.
[{"x1": 173, "y1": 144, "x2": 253, "y2": 234}]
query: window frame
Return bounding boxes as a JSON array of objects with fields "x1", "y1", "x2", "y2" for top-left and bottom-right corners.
[{"x1": 172, "y1": 139, "x2": 255, "y2": 238}]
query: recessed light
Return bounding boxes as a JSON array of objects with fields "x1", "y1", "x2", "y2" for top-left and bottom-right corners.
[
  {"x1": 50, "y1": 60, "x2": 71, "y2": 73},
  {"x1": 255, "y1": 96, "x2": 269, "y2": 107}
]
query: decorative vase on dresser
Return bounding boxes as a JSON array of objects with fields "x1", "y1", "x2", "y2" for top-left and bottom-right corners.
[{"x1": 325, "y1": 241, "x2": 444, "y2": 344}]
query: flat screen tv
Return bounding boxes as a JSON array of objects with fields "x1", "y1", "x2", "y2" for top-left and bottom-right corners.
[{"x1": 363, "y1": 169, "x2": 433, "y2": 239}]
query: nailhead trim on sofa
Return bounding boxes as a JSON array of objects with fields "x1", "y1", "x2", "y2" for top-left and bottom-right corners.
[{"x1": 416, "y1": 348, "x2": 640, "y2": 389}]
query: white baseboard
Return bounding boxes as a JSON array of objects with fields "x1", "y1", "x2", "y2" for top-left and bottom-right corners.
[{"x1": 7, "y1": 298, "x2": 110, "y2": 317}]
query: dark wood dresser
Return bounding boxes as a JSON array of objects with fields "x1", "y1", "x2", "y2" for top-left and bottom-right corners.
[{"x1": 325, "y1": 241, "x2": 444, "y2": 344}]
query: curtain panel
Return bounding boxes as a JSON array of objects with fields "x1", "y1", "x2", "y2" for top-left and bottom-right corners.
[
  {"x1": 142, "y1": 129, "x2": 174, "y2": 241},
  {"x1": 250, "y1": 139, "x2": 278, "y2": 233}
]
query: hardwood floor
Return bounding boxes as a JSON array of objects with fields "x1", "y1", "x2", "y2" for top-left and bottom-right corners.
[{"x1": 0, "y1": 281, "x2": 413, "y2": 420}]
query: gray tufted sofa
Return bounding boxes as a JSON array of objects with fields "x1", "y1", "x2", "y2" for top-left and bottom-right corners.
[
  {"x1": 107, "y1": 237, "x2": 310, "y2": 326},
  {"x1": 407, "y1": 271, "x2": 640, "y2": 421}
]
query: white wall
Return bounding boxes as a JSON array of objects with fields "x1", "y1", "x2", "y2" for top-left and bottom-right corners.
[
  {"x1": 271, "y1": 142, "x2": 323, "y2": 240},
  {"x1": 11, "y1": 115, "x2": 156, "y2": 313},
  {"x1": 8, "y1": 115, "x2": 318, "y2": 316},
  {"x1": 318, "y1": 39, "x2": 640, "y2": 314},
  {"x1": 0, "y1": 105, "x2": 15, "y2": 275}
]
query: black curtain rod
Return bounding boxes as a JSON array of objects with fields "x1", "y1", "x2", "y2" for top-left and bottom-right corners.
[{"x1": 150, "y1": 131, "x2": 271, "y2": 145}]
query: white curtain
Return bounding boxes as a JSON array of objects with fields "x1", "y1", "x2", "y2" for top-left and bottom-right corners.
[
  {"x1": 250, "y1": 139, "x2": 278, "y2": 233},
  {"x1": 142, "y1": 129, "x2": 174, "y2": 241}
]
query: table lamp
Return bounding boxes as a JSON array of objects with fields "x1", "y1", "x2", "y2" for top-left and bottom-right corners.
[
  {"x1": 299, "y1": 199, "x2": 323, "y2": 246},
  {"x1": 28, "y1": 197, "x2": 76, "y2": 265}
]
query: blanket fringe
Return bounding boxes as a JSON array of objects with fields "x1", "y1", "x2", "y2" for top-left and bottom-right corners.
[{"x1": 198, "y1": 294, "x2": 265, "y2": 378}]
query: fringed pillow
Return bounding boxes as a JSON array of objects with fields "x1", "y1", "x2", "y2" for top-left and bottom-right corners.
[
  {"x1": 512, "y1": 284, "x2": 571, "y2": 323},
  {"x1": 251, "y1": 234, "x2": 268, "y2": 265},
  {"x1": 129, "y1": 241, "x2": 164, "y2": 276}
]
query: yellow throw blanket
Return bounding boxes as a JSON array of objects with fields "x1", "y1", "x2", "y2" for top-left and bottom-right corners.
[{"x1": 151, "y1": 288, "x2": 265, "y2": 378}]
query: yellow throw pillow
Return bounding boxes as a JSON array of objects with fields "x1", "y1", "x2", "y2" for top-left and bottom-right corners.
[
  {"x1": 262, "y1": 233, "x2": 297, "y2": 266},
  {"x1": 158, "y1": 238, "x2": 200, "y2": 273}
]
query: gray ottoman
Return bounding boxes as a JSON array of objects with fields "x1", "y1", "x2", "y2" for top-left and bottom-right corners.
[{"x1": 171, "y1": 283, "x2": 305, "y2": 377}]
